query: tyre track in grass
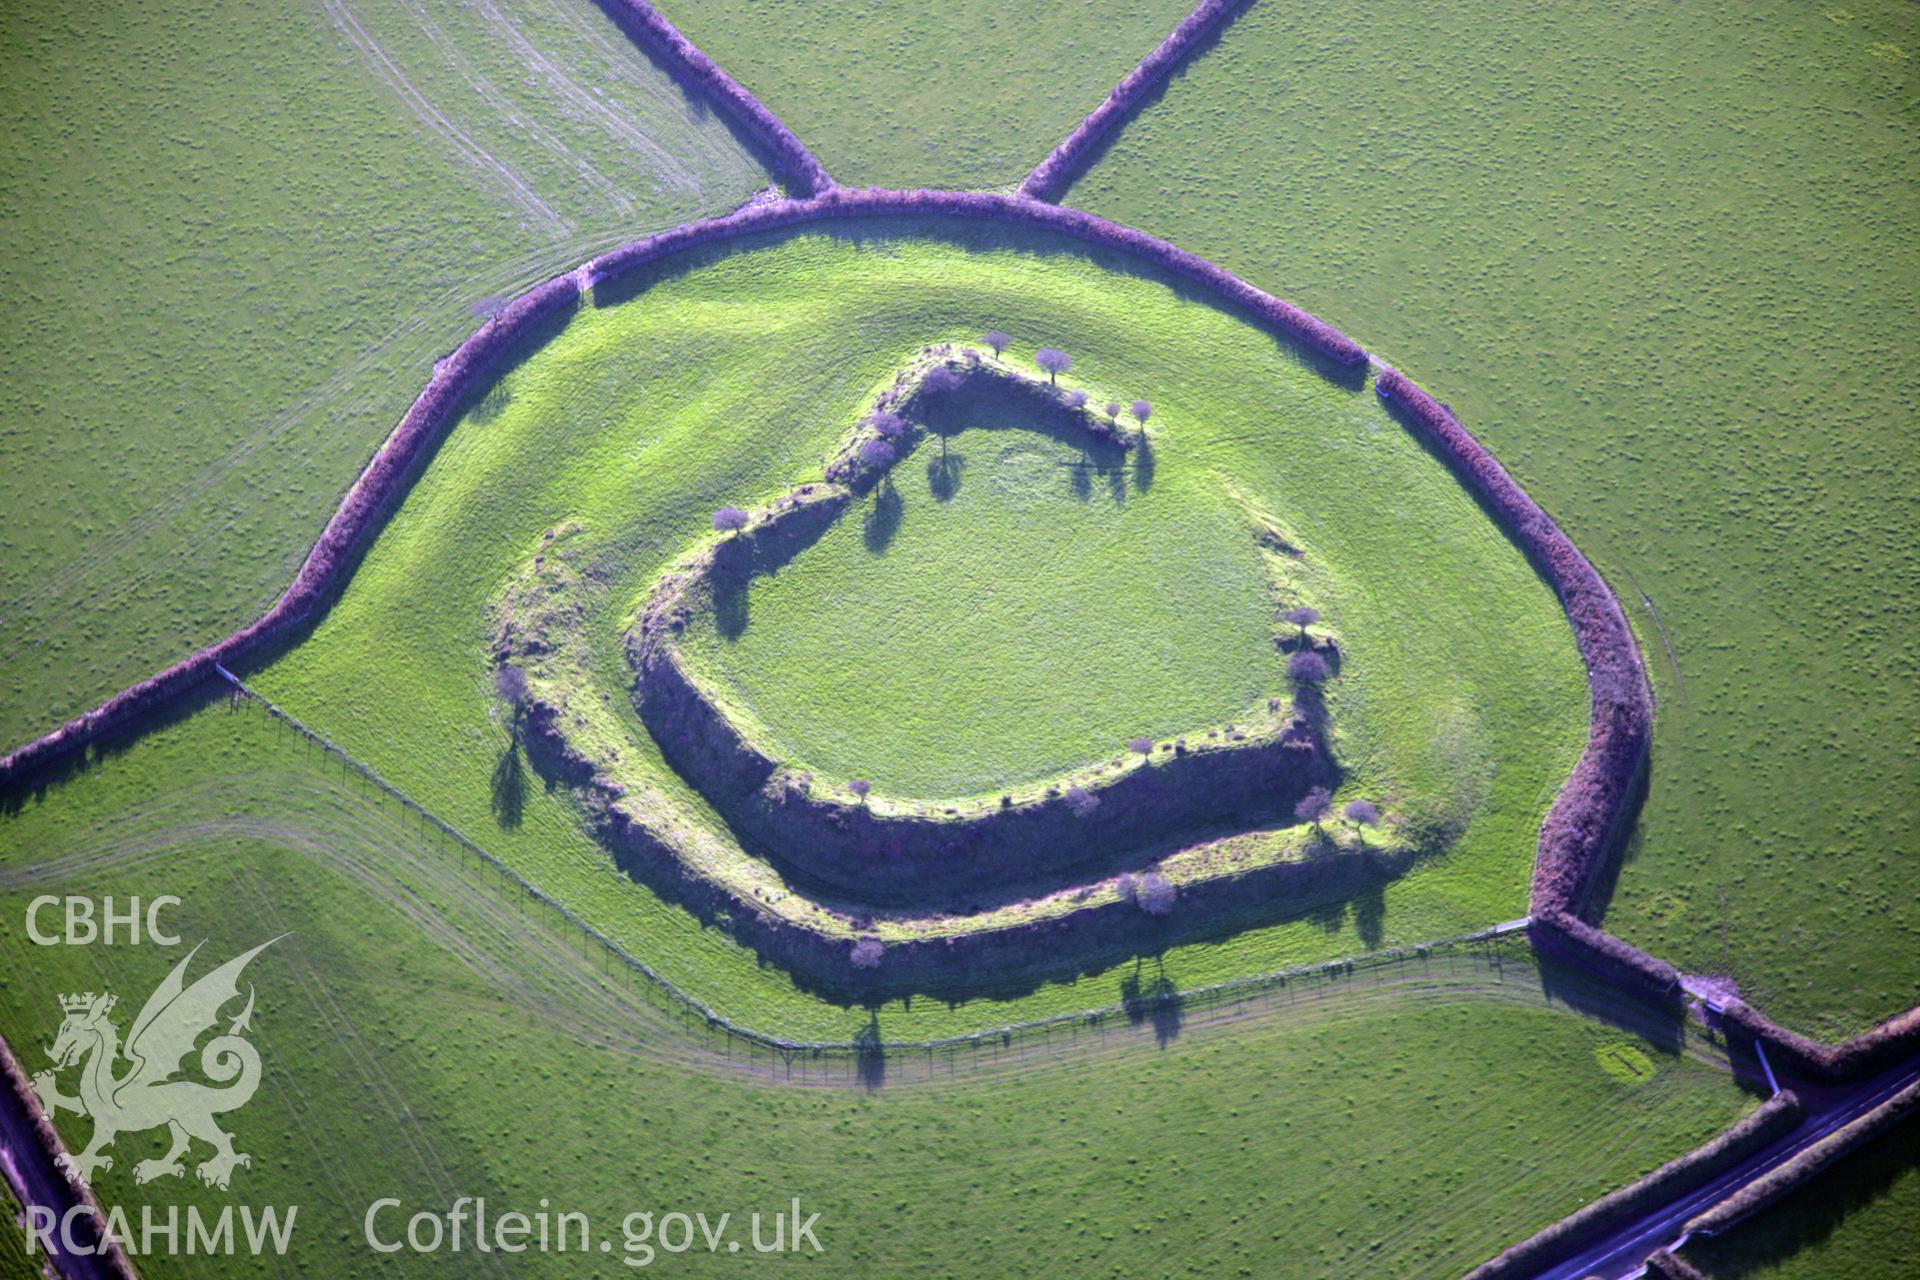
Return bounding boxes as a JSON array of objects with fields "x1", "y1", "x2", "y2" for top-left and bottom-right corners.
[
  {"x1": 389, "y1": 0, "x2": 638, "y2": 217},
  {"x1": 0, "y1": 757, "x2": 1718, "y2": 1094},
  {"x1": 532, "y1": 0, "x2": 754, "y2": 197},
  {"x1": 319, "y1": 0, "x2": 568, "y2": 234},
  {"x1": 230, "y1": 866, "x2": 514, "y2": 1280},
  {"x1": 467, "y1": 0, "x2": 713, "y2": 200},
  {"x1": 0, "y1": 233, "x2": 603, "y2": 630}
]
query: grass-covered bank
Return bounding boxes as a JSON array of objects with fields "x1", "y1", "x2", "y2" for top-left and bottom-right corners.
[
  {"x1": 240, "y1": 219, "x2": 1583, "y2": 1034},
  {"x1": 0, "y1": 702, "x2": 1754, "y2": 1279},
  {"x1": 1063, "y1": 0, "x2": 1920, "y2": 1036},
  {"x1": 0, "y1": 0, "x2": 766, "y2": 749},
  {"x1": 681, "y1": 411, "x2": 1283, "y2": 801}
]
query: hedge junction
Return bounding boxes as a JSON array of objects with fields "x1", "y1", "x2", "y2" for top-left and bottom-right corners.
[{"x1": 0, "y1": 1, "x2": 1914, "y2": 1276}]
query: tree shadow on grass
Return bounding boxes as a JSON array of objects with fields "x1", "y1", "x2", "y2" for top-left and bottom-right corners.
[
  {"x1": 1133, "y1": 434, "x2": 1155, "y2": 494},
  {"x1": 863, "y1": 481, "x2": 904, "y2": 553},
  {"x1": 853, "y1": 1011, "x2": 886, "y2": 1090},
  {"x1": 927, "y1": 446, "x2": 965, "y2": 502},
  {"x1": 491, "y1": 734, "x2": 528, "y2": 830},
  {"x1": 1120, "y1": 957, "x2": 1185, "y2": 1045}
]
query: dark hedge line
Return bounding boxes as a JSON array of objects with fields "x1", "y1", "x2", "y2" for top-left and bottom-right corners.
[
  {"x1": 596, "y1": 0, "x2": 832, "y2": 196},
  {"x1": 1020, "y1": 0, "x2": 1246, "y2": 203},
  {"x1": 1718, "y1": 998, "x2": 1920, "y2": 1083},
  {"x1": 582, "y1": 188, "x2": 1368, "y2": 369},
  {"x1": 1374, "y1": 367, "x2": 1653, "y2": 918},
  {"x1": 0, "y1": 275, "x2": 583, "y2": 786},
  {"x1": 1687, "y1": 1078, "x2": 1920, "y2": 1236},
  {"x1": 1644, "y1": 1250, "x2": 1713, "y2": 1280},
  {"x1": 0, "y1": 191, "x2": 1361, "y2": 788},
  {"x1": 0, "y1": 1036, "x2": 137, "y2": 1279},
  {"x1": 1460, "y1": 1091, "x2": 1804, "y2": 1280},
  {"x1": 1531, "y1": 910, "x2": 1681, "y2": 995},
  {"x1": 629, "y1": 500, "x2": 1334, "y2": 906},
  {"x1": 523, "y1": 692, "x2": 1397, "y2": 999}
]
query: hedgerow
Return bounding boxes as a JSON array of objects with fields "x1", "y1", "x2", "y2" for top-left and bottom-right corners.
[
  {"x1": 594, "y1": 0, "x2": 833, "y2": 195},
  {"x1": 1019, "y1": 0, "x2": 1248, "y2": 203},
  {"x1": 1685, "y1": 1079, "x2": 1920, "y2": 1236},
  {"x1": 1375, "y1": 367, "x2": 1652, "y2": 918},
  {"x1": 1460, "y1": 1091, "x2": 1802, "y2": 1280}
]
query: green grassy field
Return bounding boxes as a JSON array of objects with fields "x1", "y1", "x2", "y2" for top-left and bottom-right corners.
[
  {"x1": 0, "y1": 0, "x2": 765, "y2": 751},
  {"x1": 234, "y1": 220, "x2": 1584, "y2": 1032},
  {"x1": 1062, "y1": 0, "x2": 1920, "y2": 1038},
  {"x1": 682, "y1": 409, "x2": 1286, "y2": 799},
  {"x1": 652, "y1": 0, "x2": 1196, "y2": 190},
  {"x1": 0, "y1": 701, "x2": 1757, "y2": 1278},
  {"x1": 1682, "y1": 1109, "x2": 1920, "y2": 1279}
]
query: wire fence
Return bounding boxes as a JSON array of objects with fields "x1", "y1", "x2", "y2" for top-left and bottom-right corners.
[{"x1": 215, "y1": 666, "x2": 1531, "y2": 1081}]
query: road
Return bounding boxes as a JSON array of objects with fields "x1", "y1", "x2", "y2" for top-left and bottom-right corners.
[
  {"x1": 1534, "y1": 1049, "x2": 1920, "y2": 1280},
  {"x1": 0, "y1": 1046, "x2": 124, "y2": 1280}
]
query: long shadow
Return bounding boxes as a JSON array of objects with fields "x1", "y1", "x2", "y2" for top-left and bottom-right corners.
[
  {"x1": 677, "y1": 815, "x2": 1447, "y2": 1008},
  {"x1": 862, "y1": 481, "x2": 904, "y2": 553},
  {"x1": 702, "y1": 502, "x2": 844, "y2": 642},
  {"x1": 918, "y1": 372, "x2": 1133, "y2": 467},
  {"x1": 1, "y1": 678, "x2": 237, "y2": 817},
  {"x1": 584, "y1": 0, "x2": 817, "y2": 198},
  {"x1": 1531, "y1": 938, "x2": 1691, "y2": 1058},
  {"x1": 1570, "y1": 744, "x2": 1653, "y2": 920},
  {"x1": 225, "y1": 295, "x2": 580, "y2": 684},
  {"x1": 1030, "y1": 0, "x2": 1255, "y2": 201},
  {"x1": 1682, "y1": 1107, "x2": 1920, "y2": 1277},
  {"x1": 926, "y1": 446, "x2": 965, "y2": 502},
  {"x1": 852, "y1": 1011, "x2": 886, "y2": 1090},
  {"x1": 1380, "y1": 388, "x2": 1656, "y2": 918},
  {"x1": 588, "y1": 212, "x2": 1367, "y2": 391},
  {"x1": 1120, "y1": 957, "x2": 1185, "y2": 1045},
  {"x1": 1133, "y1": 434, "x2": 1156, "y2": 493},
  {"x1": 491, "y1": 734, "x2": 528, "y2": 830}
]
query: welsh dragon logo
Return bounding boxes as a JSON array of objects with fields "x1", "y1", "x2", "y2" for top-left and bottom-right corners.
[{"x1": 30, "y1": 939, "x2": 280, "y2": 1191}]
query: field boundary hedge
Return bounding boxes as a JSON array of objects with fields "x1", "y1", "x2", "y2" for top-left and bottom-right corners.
[
  {"x1": 217, "y1": 672, "x2": 1534, "y2": 1062},
  {"x1": 1019, "y1": 0, "x2": 1249, "y2": 203},
  {"x1": 1685, "y1": 1077, "x2": 1920, "y2": 1237},
  {"x1": 1460, "y1": 1090, "x2": 1804, "y2": 1280},
  {"x1": 595, "y1": 0, "x2": 832, "y2": 196},
  {"x1": 0, "y1": 189, "x2": 1364, "y2": 791},
  {"x1": 0, "y1": 1033, "x2": 136, "y2": 1279},
  {"x1": 0, "y1": 184, "x2": 1908, "y2": 1076},
  {"x1": 1377, "y1": 367, "x2": 1920, "y2": 1082}
]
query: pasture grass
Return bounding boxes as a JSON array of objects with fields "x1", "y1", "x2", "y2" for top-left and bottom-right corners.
[
  {"x1": 241, "y1": 222, "x2": 1585, "y2": 1033},
  {"x1": 680, "y1": 411, "x2": 1285, "y2": 799},
  {"x1": 0, "y1": 0, "x2": 766, "y2": 750},
  {"x1": 651, "y1": 0, "x2": 1198, "y2": 190},
  {"x1": 0, "y1": 701, "x2": 1756, "y2": 1278},
  {"x1": 1063, "y1": 0, "x2": 1920, "y2": 1037}
]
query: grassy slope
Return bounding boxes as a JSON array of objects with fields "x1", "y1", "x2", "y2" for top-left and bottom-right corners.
[
  {"x1": 0, "y1": 0, "x2": 765, "y2": 749},
  {"x1": 1062, "y1": 0, "x2": 1920, "y2": 1038},
  {"x1": 243, "y1": 223, "x2": 1584, "y2": 1036},
  {"x1": 0, "y1": 703, "x2": 1754, "y2": 1278},
  {"x1": 1682, "y1": 1110, "x2": 1920, "y2": 1280},
  {"x1": 682, "y1": 415, "x2": 1284, "y2": 799},
  {"x1": 651, "y1": 0, "x2": 1195, "y2": 190}
]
